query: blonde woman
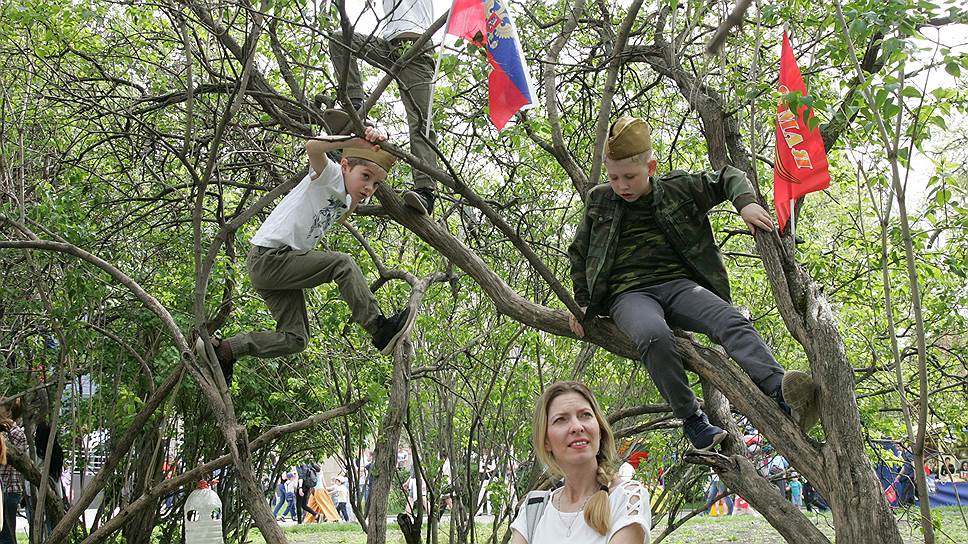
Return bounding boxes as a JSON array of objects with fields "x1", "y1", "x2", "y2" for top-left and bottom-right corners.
[{"x1": 510, "y1": 381, "x2": 650, "y2": 543}]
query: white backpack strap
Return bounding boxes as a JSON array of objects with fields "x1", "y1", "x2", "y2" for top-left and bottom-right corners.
[{"x1": 524, "y1": 490, "x2": 550, "y2": 543}]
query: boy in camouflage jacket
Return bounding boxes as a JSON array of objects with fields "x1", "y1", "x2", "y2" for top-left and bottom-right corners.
[{"x1": 568, "y1": 116, "x2": 819, "y2": 450}]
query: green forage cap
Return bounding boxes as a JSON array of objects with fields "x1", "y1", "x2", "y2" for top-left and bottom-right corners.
[
  {"x1": 604, "y1": 116, "x2": 652, "y2": 160},
  {"x1": 342, "y1": 147, "x2": 397, "y2": 174}
]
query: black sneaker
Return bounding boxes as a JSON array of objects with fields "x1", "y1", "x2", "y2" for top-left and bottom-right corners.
[
  {"x1": 372, "y1": 307, "x2": 417, "y2": 355},
  {"x1": 778, "y1": 370, "x2": 820, "y2": 431},
  {"x1": 403, "y1": 188, "x2": 435, "y2": 215},
  {"x1": 683, "y1": 411, "x2": 728, "y2": 451}
]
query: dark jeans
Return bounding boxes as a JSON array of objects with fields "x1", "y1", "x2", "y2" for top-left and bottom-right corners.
[
  {"x1": 705, "y1": 480, "x2": 734, "y2": 515},
  {"x1": 336, "y1": 502, "x2": 349, "y2": 521},
  {"x1": 296, "y1": 488, "x2": 316, "y2": 523},
  {"x1": 0, "y1": 492, "x2": 21, "y2": 544},
  {"x1": 610, "y1": 279, "x2": 785, "y2": 419},
  {"x1": 273, "y1": 493, "x2": 296, "y2": 520}
]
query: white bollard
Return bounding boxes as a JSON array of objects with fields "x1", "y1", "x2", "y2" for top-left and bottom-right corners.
[{"x1": 185, "y1": 480, "x2": 224, "y2": 544}]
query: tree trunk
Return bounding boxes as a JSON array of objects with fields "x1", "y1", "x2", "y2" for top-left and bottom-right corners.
[
  {"x1": 367, "y1": 340, "x2": 414, "y2": 544},
  {"x1": 691, "y1": 381, "x2": 828, "y2": 543},
  {"x1": 121, "y1": 429, "x2": 163, "y2": 544}
]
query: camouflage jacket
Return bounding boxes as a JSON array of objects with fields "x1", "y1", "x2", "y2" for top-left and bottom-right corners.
[{"x1": 568, "y1": 165, "x2": 758, "y2": 318}]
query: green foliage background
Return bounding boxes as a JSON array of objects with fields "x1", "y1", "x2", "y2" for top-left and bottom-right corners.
[{"x1": 1, "y1": 0, "x2": 967, "y2": 541}]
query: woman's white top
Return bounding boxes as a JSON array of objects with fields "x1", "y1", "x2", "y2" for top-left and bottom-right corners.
[{"x1": 510, "y1": 480, "x2": 651, "y2": 543}]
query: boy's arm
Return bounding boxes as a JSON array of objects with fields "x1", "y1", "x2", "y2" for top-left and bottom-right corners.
[
  {"x1": 694, "y1": 165, "x2": 774, "y2": 232},
  {"x1": 567, "y1": 210, "x2": 593, "y2": 309},
  {"x1": 692, "y1": 165, "x2": 758, "y2": 214}
]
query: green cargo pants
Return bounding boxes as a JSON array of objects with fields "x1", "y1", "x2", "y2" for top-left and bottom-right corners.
[
  {"x1": 328, "y1": 31, "x2": 438, "y2": 191},
  {"x1": 225, "y1": 245, "x2": 381, "y2": 358}
]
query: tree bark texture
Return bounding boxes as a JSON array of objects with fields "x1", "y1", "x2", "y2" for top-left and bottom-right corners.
[{"x1": 366, "y1": 340, "x2": 413, "y2": 544}]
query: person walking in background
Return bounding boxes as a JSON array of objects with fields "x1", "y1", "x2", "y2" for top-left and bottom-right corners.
[
  {"x1": 704, "y1": 473, "x2": 734, "y2": 516},
  {"x1": 789, "y1": 475, "x2": 804, "y2": 509},
  {"x1": 296, "y1": 460, "x2": 321, "y2": 523},
  {"x1": 271, "y1": 475, "x2": 287, "y2": 520},
  {"x1": 273, "y1": 473, "x2": 298, "y2": 522},
  {"x1": 330, "y1": 476, "x2": 350, "y2": 521},
  {"x1": 0, "y1": 399, "x2": 26, "y2": 544}
]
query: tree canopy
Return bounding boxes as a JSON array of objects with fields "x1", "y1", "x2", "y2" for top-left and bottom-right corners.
[{"x1": 1, "y1": 0, "x2": 967, "y2": 542}]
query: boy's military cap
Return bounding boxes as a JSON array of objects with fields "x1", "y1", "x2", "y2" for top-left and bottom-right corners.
[
  {"x1": 342, "y1": 147, "x2": 397, "y2": 174},
  {"x1": 604, "y1": 116, "x2": 652, "y2": 160},
  {"x1": 323, "y1": 108, "x2": 397, "y2": 173}
]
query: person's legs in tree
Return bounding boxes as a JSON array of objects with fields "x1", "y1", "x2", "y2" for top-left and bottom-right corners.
[
  {"x1": 328, "y1": 31, "x2": 439, "y2": 214},
  {"x1": 328, "y1": 32, "x2": 394, "y2": 114},
  {"x1": 659, "y1": 279, "x2": 820, "y2": 431},
  {"x1": 610, "y1": 288, "x2": 727, "y2": 450},
  {"x1": 393, "y1": 39, "x2": 439, "y2": 215},
  {"x1": 199, "y1": 247, "x2": 415, "y2": 379}
]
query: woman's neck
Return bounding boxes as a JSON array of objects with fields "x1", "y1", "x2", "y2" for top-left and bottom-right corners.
[{"x1": 560, "y1": 461, "x2": 604, "y2": 506}]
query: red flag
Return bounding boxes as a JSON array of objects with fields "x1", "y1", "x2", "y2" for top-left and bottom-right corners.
[
  {"x1": 774, "y1": 32, "x2": 830, "y2": 233},
  {"x1": 884, "y1": 483, "x2": 898, "y2": 505},
  {"x1": 446, "y1": 0, "x2": 536, "y2": 130}
]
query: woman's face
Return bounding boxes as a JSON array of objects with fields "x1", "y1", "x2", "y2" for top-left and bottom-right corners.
[{"x1": 544, "y1": 392, "x2": 601, "y2": 467}]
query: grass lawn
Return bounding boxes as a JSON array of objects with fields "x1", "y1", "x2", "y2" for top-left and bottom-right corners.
[{"x1": 245, "y1": 507, "x2": 968, "y2": 543}]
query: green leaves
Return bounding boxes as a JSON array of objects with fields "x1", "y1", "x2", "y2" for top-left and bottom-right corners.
[{"x1": 944, "y1": 60, "x2": 961, "y2": 78}]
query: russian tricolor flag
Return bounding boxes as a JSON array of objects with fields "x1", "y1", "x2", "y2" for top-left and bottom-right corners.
[{"x1": 447, "y1": 0, "x2": 536, "y2": 131}]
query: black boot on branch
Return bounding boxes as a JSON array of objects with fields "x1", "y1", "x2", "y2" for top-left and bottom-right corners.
[
  {"x1": 194, "y1": 337, "x2": 236, "y2": 385},
  {"x1": 371, "y1": 307, "x2": 416, "y2": 355},
  {"x1": 403, "y1": 188, "x2": 436, "y2": 215},
  {"x1": 683, "y1": 411, "x2": 728, "y2": 451}
]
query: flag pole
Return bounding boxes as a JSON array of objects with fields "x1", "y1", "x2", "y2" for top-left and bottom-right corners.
[{"x1": 425, "y1": 8, "x2": 455, "y2": 138}]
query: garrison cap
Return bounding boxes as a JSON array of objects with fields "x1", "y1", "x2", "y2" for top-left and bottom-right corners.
[
  {"x1": 604, "y1": 116, "x2": 652, "y2": 160},
  {"x1": 323, "y1": 108, "x2": 397, "y2": 173},
  {"x1": 342, "y1": 147, "x2": 397, "y2": 174}
]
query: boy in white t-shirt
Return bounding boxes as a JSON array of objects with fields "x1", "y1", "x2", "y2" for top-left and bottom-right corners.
[
  {"x1": 328, "y1": 0, "x2": 439, "y2": 215},
  {"x1": 196, "y1": 125, "x2": 416, "y2": 381}
]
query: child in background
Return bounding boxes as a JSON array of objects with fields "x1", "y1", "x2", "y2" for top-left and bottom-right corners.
[{"x1": 789, "y1": 475, "x2": 804, "y2": 508}]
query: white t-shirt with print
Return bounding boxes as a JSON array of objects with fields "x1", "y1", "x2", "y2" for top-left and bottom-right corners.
[
  {"x1": 509, "y1": 480, "x2": 651, "y2": 544},
  {"x1": 381, "y1": 0, "x2": 433, "y2": 40},
  {"x1": 250, "y1": 157, "x2": 352, "y2": 252},
  {"x1": 334, "y1": 483, "x2": 349, "y2": 503}
]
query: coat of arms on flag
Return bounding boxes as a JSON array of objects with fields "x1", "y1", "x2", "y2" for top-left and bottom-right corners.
[{"x1": 447, "y1": 0, "x2": 536, "y2": 130}]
